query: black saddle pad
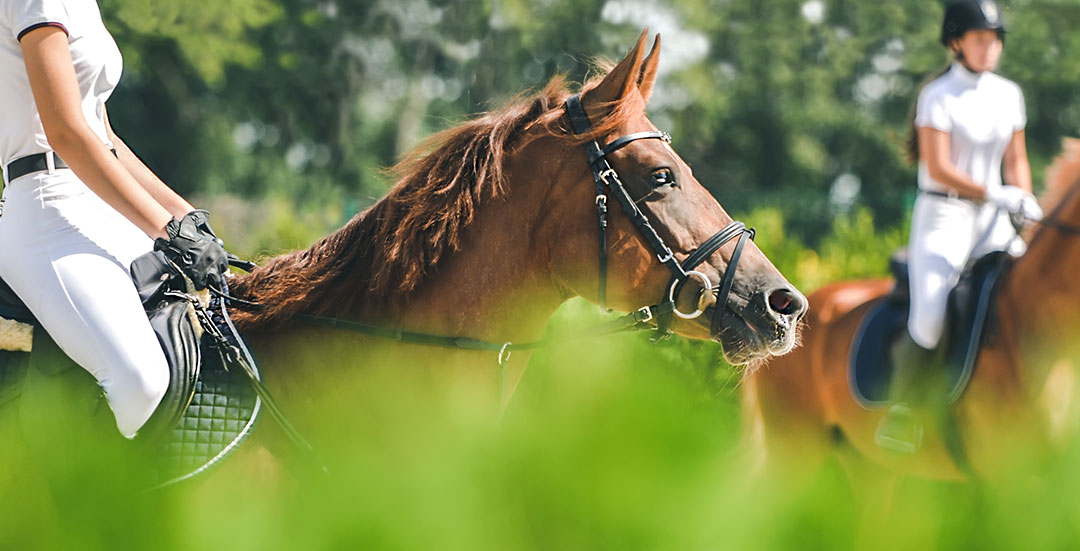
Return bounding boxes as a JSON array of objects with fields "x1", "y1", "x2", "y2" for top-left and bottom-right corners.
[
  {"x1": 0, "y1": 250, "x2": 261, "y2": 487},
  {"x1": 151, "y1": 333, "x2": 261, "y2": 487},
  {"x1": 0, "y1": 329, "x2": 260, "y2": 488},
  {"x1": 849, "y1": 251, "x2": 1010, "y2": 408}
]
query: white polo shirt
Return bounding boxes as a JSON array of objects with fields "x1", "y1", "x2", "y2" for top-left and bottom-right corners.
[
  {"x1": 0, "y1": 0, "x2": 120, "y2": 181},
  {"x1": 915, "y1": 62, "x2": 1026, "y2": 194}
]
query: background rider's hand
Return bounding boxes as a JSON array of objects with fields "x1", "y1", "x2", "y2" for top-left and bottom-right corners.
[
  {"x1": 985, "y1": 185, "x2": 1044, "y2": 224},
  {"x1": 154, "y1": 211, "x2": 230, "y2": 290}
]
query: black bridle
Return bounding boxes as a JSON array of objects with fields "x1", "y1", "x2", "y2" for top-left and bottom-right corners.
[
  {"x1": 564, "y1": 94, "x2": 754, "y2": 337},
  {"x1": 223, "y1": 95, "x2": 760, "y2": 371}
]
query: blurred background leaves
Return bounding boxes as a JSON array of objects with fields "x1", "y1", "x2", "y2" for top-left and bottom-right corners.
[
  {"x1": 6, "y1": 1, "x2": 1080, "y2": 548},
  {"x1": 97, "y1": 0, "x2": 1080, "y2": 248}
]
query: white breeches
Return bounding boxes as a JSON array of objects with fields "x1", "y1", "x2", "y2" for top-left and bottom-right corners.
[
  {"x1": 906, "y1": 193, "x2": 1024, "y2": 349},
  {"x1": 0, "y1": 171, "x2": 168, "y2": 438}
]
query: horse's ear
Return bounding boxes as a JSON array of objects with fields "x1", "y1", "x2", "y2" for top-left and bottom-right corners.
[
  {"x1": 637, "y1": 34, "x2": 661, "y2": 103},
  {"x1": 588, "y1": 28, "x2": 650, "y2": 106}
]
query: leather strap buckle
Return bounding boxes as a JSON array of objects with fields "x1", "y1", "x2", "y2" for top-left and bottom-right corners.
[{"x1": 634, "y1": 306, "x2": 654, "y2": 324}]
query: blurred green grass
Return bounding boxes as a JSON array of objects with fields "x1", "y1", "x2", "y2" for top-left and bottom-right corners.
[
  {"x1": 1, "y1": 201, "x2": 1078, "y2": 550},
  {"x1": 3, "y1": 305, "x2": 1080, "y2": 550}
]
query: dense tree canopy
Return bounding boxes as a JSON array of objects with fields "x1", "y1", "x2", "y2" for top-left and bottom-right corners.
[{"x1": 99, "y1": 0, "x2": 1080, "y2": 242}]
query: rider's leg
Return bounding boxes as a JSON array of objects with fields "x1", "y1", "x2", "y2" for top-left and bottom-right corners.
[
  {"x1": 876, "y1": 194, "x2": 977, "y2": 452},
  {"x1": 0, "y1": 172, "x2": 169, "y2": 438}
]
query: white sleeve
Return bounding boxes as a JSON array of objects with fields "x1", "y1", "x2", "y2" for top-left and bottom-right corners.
[
  {"x1": 7, "y1": 0, "x2": 70, "y2": 41},
  {"x1": 1014, "y1": 85, "x2": 1027, "y2": 131},
  {"x1": 914, "y1": 85, "x2": 952, "y2": 132}
]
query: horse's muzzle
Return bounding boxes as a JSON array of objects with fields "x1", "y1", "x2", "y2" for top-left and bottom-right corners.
[{"x1": 710, "y1": 285, "x2": 806, "y2": 364}]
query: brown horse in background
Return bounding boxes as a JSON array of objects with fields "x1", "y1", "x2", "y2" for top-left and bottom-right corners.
[
  {"x1": 222, "y1": 32, "x2": 806, "y2": 463},
  {"x1": 744, "y1": 140, "x2": 1080, "y2": 492}
]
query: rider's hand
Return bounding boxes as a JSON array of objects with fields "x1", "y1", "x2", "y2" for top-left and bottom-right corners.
[
  {"x1": 154, "y1": 211, "x2": 229, "y2": 290},
  {"x1": 985, "y1": 185, "x2": 1043, "y2": 224},
  {"x1": 187, "y1": 209, "x2": 224, "y2": 246}
]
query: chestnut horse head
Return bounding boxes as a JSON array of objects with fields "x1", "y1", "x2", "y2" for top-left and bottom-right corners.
[
  {"x1": 232, "y1": 31, "x2": 806, "y2": 366},
  {"x1": 535, "y1": 31, "x2": 806, "y2": 363}
]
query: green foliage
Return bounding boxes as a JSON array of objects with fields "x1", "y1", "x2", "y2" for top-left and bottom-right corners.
[
  {"x1": 5, "y1": 305, "x2": 1080, "y2": 549},
  {"x1": 17, "y1": 1, "x2": 1080, "y2": 546},
  {"x1": 804, "y1": 206, "x2": 910, "y2": 288},
  {"x1": 102, "y1": 0, "x2": 282, "y2": 83},
  {"x1": 100, "y1": 0, "x2": 1080, "y2": 243}
]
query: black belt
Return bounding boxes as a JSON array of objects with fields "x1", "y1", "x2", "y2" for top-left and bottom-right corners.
[
  {"x1": 4, "y1": 150, "x2": 116, "y2": 182},
  {"x1": 921, "y1": 189, "x2": 965, "y2": 200}
]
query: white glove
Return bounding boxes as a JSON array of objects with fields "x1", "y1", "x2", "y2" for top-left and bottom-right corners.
[{"x1": 985, "y1": 185, "x2": 1043, "y2": 223}]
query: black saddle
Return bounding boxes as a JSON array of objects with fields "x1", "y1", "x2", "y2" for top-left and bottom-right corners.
[
  {"x1": 0, "y1": 251, "x2": 261, "y2": 487},
  {"x1": 0, "y1": 277, "x2": 32, "y2": 324},
  {"x1": 848, "y1": 249, "x2": 1011, "y2": 408}
]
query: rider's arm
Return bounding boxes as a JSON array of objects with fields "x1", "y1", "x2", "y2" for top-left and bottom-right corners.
[
  {"x1": 103, "y1": 107, "x2": 194, "y2": 219},
  {"x1": 1002, "y1": 129, "x2": 1032, "y2": 193},
  {"x1": 918, "y1": 126, "x2": 992, "y2": 200},
  {"x1": 19, "y1": 26, "x2": 172, "y2": 239}
]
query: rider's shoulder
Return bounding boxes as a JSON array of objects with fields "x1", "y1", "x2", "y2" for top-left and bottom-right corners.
[
  {"x1": 985, "y1": 72, "x2": 1024, "y2": 97},
  {"x1": 917, "y1": 75, "x2": 954, "y2": 104}
]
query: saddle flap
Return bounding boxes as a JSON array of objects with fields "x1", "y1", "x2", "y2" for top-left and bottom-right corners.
[
  {"x1": 130, "y1": 250, "x2": 178, "y2": 306},
  {"x1": 849, "y1": 251, "x2": 1010, "y2": 407},
  {"x1": 130, "y1": 250, "x2": 202, "y2": 443}
]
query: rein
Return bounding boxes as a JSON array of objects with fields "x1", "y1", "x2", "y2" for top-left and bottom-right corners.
[
  {"x1": 1034, "y1": 216, "x2": 1080, "y2": 236},
  {"x1": 220, "y1": 287, "x2": 675, "y2": 367}
]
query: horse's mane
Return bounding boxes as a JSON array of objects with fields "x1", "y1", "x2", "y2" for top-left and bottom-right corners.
[
  {"x1": 229, "y1": 69, "x2": 643, "y2": 330},
  {"x1": 1041, "y1": 138, "x2": 1080, "y2": 213}
]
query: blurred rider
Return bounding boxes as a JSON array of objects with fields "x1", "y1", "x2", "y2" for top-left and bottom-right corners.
[{"x1": 875, "y1": 0, "x2": 1043, "y2": 453}]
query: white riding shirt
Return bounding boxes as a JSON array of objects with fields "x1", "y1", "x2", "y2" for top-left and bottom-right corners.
[
  {"x1": 906, "y1": 62, "x2": 1027, "y2": 349},
  {"x1": 915, "y1": 61, "x2": 1025, "y2": 195},
  {"x1": 0, "y1": 0, "x2": 120, "y2": 181}
]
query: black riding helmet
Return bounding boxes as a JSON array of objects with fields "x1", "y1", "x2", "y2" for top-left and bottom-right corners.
[{"x1": 941, "y1": 0, "x2": 1006, "y2": 47}]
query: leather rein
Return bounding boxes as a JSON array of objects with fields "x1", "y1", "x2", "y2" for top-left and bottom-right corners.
[{"x1": 226, "y1": 95, "x2": 755, "y2": 364}]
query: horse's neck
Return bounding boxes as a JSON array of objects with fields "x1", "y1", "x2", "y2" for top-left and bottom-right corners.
[
  {"x1": 360, "y1": 173, "x2": 566, "y2": 346},
  {"x1": 384, "y1": 241, "x2": 566, "y2": 345},
  {"x1": 999, "y1": 192, "x2": 1080, "y2": 391}
]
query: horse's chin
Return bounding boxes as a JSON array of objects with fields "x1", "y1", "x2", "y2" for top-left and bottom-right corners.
[{"x1": 712, "y1": 306, "x2": 799, "y2": 366}]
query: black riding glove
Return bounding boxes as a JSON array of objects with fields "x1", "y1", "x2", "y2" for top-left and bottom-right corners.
[
  {"x1": 154, "y1": 211, "x2": 229, "y2": 290},
  {"x1": 187, "y1": 208, "x2": 224, "y2": 245},
  {"x1": 186, "y1": 208, "x2": 249, "y2": 269}
]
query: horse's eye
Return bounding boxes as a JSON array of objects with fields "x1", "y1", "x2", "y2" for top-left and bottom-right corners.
[{"x1": 651, "y1": 169, "x2": 676, "y2": 187}]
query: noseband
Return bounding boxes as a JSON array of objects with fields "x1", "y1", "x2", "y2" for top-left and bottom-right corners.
[{"x1": 565, "y1": 94, "x2": 755, "y2": 336}]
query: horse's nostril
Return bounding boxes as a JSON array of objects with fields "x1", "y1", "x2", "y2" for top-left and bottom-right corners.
[{"x1": 767, "y1": 288, "x2": 805, "y2": 317}]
